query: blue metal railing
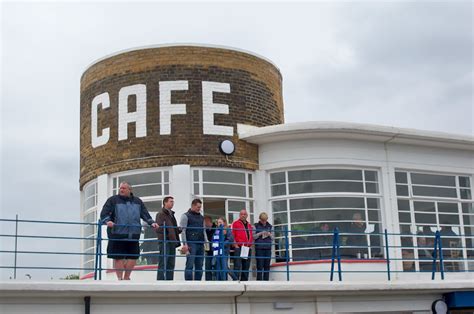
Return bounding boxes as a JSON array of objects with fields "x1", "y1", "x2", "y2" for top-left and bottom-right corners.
[{"x1": 1, "y1": 217, "x2": 473, "y2": 281}]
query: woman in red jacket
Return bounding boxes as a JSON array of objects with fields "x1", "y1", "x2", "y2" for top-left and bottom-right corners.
[{"x1": 231, "y1": 209, "x2": 254, "y2": 281}]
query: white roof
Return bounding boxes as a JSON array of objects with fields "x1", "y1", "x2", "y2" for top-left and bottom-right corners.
[{"x1": 239, "y1": 121, "x2": 474, "y2": 151}]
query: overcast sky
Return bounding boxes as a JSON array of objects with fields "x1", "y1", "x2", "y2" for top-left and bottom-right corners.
[{"x1": 0, "y1": 1, "x2": 472, "y2": 280}]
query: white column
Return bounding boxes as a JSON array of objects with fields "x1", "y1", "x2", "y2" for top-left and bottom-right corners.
[
  {"x1": 96, "y1": 174, "x2": 110, "y2": 280},
  {"x1": 169, "y1": 164, "x2": 192, "y2": 281},
  {"x1": 253, "y1": 169, "x2": 269, "y2": 223}
]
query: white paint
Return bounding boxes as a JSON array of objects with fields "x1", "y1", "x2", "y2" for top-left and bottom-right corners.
[
  {"x1": 159, "y1": 81, "x2": 188, "y2": 135},
  {"x1": 118, "y1": 84, "x2": 147, "y2": 141},
  {"x1": 202, "y1": 81, "x2": 233, "y2": 136},
  {"x1": 91, "y1": 92, "x2": 110, "y2": 148}
]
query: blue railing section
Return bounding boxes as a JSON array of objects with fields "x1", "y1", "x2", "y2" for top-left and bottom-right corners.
[{"x1": 1, "y1": 217, "x2": 473, "y2": 281}]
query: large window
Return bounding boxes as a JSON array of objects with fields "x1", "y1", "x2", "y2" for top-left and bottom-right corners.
[
  {"x1": 82, "y1": 181, "x2": 97, "y2": 273},
  {"x1": 396, "y1": 170, "x2": 473, "y2": 272},
  {"x1": 112, "y1": 169, "x2": 170, "y2": 266},
  {"x1": 270, "y1": 168, "x2": 383, "y2": 261},
  {"x1": 193, "y1": 169, "x2": 254, "y2": 224}
]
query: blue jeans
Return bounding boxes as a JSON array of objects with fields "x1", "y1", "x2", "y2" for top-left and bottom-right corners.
[
  {"x1": 255, "y1": 248, "x2": 271, "y2": 281},
  {"x1": 185, "y1": 243, "x2": 204, "y2": 280},
  {"x1": 215, "y1": 251, "x2": 237, "y2": 281},
  {"x1": 233, "y1": 247, "x2": 252, "y2": 281}
]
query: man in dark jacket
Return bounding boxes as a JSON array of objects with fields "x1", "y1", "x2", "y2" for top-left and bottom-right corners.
[
  {"x1": 180, "y1": 199, "x2": 208, "y2": 280},
  {"x1": 155, "y1": 196, "x2": 180, "y2": 280},
  {"x1": 100, "y1": 182, "x2": 158, "y2": 280}
]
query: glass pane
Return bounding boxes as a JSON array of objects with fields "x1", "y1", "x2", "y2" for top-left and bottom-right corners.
[
  {"x1": 289, "y1": 181, "x2": 364, "y2": 194},
  {"x1": 203, "y1": 183, "x2": 246, "y2": 197},
  {"x1": 84, "y1": 211, "x2": 97, "y2": 224},
  {"x1": 290, "y1": 223, "x2": 319, "y2": 235},
  {"x1": 290, "y1": 197, "x2": 365, "y2": 210},
  {"x1": 415, "y1": 213, "x2": 437, "y2": 224},
  {"x1": 459, "y1": 176, "x2": 471, "y2": 188},
  {"x1": 272, "y1": 200, "x2": 287, "y2": 213},
  {"x1": 113, "y1": 178, "x2": 117, "y2": 190},
  {"x1": 84, "y1": 196, "x2": 96, "y2": 210},
  {"x1": 411, "y1": 173, "x2": 456, "y2": 187},
  {"x1": 367, "y1": 198, "x2": 381, "y2": 209},
  {"x1": 288, "y1": 169, "x2": 362, "y2": 182},
  {"x1": 439, "y1": 214, "x2": 460, "y2": 225},
  {"x1": 399, "y1": 212, "x2": 411, "y2": 223},
  {"x1": 164, "y1": 184, "x2": 169, "y2": 195},
  {"x1": 132, "y1": 184, "x2": 162, "y2": 197},
  {"x1": 164, "y1": 171, "x2": 169, "y2": 183},
  {"x1": 396, "y1": 185, "x2": 409, "y2": 196},
  {"x1": 364, "y1": 170, "x2": 378, "y2": 182},
  {"x1": 203, "y1": 198, "x2": 226, "y2": 221},
  {"x1": 462, "y1": 203, "x2": 474, "y2": 214},
  {"x1": 203, "y1": 170, "x2": 245, "y2": 184},
  {"x1": 193, "y1": 183, "x2": 200, "y2": 195},
  {"x1": 84, "y1": 183, "x2": 96, "y2": 199},
  {"x1": 271, "y1": 184, "x2": 286, "y2": 196},
  {"x1": 193, "y1": 170, "x2": 199, "y2": 182},
  {"x1": 395, "y1": 172, "x2": 408, "y2": 184},
  {"x1": 248, "y1": 186, "x2": 253, "y2": 198},
  {"x1": 143, "y1": 200, "x2": 162, "y2": 212},
  {"x1": 464, "y1": 216, "x2": 474, "y2": 228},
  {"x1": 119, "y1": 172, "x2": 162, "y2": 186},
  {"x1": 438, "y1": 202, "x2": 459, "y2": 213},
  {"x1": 461, "y1": 189, "x2": 472, "y2": 200},
  {"x1": 414, "y1": 201, "x2": 435, "y2": 212},
  {"x1": 292, "y1": 249, "x2": 321, "y2": 261},
  {"x1": 368, "y1": 210, "x2": 381, "y2": 222},
  {"x1": 397, "y1": 199, "x2": 410, "y2": 211},
  {"x1": 400, "y1": 224, "x2": 411, "y2": 234},
  {"x1": 227, "y1": 200, "x2": 247, "y2": 212},
  {"x1": 290, "y1": 209, "x2": 366, "y2": 223},
  {"x1": 248, "y1": 173, "x2": 253, "y2": 185},
  {"x1": 365, "y1": 183, "x2": 379, "y2": 194},
  {"x1": 273, "y1": 212, "x2": 288, "y2": 225},
  {"x1": 270, "y1": 172, "x2": 286, "y2": 184},
  {"x1": 413, "y1": 186, "x2": 457, "y2": 198}
]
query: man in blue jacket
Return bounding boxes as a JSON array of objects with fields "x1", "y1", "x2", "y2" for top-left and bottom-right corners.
[{"x1": 100, "y1": 182, "x2": 158, "y2": 280}]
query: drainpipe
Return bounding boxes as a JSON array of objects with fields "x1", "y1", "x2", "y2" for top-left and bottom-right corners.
[{"x1": 84, "y1": 296, "x2": 91, "y2": 314}]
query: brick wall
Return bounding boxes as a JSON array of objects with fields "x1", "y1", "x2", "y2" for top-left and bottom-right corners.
[{"x1": 80, "y1": 46, "x2": 284, "y2": 189}]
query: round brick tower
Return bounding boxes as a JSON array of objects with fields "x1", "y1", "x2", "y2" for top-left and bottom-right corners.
[{"x1": 80, "y1": 44, "x2": 284, "y2": 189}]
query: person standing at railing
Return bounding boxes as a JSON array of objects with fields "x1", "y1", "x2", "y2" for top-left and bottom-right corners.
[
  {"x1": 155, "y1": 196, "x2": 181, "y2": 280},
  {"x1": 180, "y1": 198, "x2": 208, "y2": 281},
  {"x1": 253, "y1": 212, "x2": 273, "y2": 281},
  {"x1": 231, "y1": 209, "x2": 254, "y2": 281},
  {"x1": 204, "y1": 215, "x2": 216, "y2": 281},
  {"x1": 213, "y1": 217, "x2": 237, "y2": 281},
  {"x1": 100, "y1": 181, "x2": 158, "y2": 280}
]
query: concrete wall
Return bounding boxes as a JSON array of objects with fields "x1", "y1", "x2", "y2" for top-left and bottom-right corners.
[{"x1": 2, "y1": 280, "x2": 473, "y2": 314}]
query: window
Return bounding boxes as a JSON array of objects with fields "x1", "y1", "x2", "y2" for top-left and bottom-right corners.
[
  {"x1": 396, "y1": 170, "x2": 473, "y2": 272},
  {"x1": 82, "y1": 181, "x2": 97, "y2": 273},
  {"x1": 113, "y1": 170, "x2": 170, "y2": 198},
  {"x1": 270, "y1": 168, "x2": 383, "y2": 262}
]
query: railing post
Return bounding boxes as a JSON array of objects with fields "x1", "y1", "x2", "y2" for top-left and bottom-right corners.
[
  {"x1": 163, "y1": 222, "x2": 167, "y2": 280},
  {"x1": 94, "y1": 219, "x2": 101, "y2": 280},
  {"x1": 13, "y1": 214, "x2": 18, "y2": 280},
  {"x1": 438, "y1": 232, "x2": 445, "y2": 280},
  {"x1": 284, "y1": 226, "x2": 290, "y2": 281},
  {"x1": 384, "y1": 229, "x2": 391, "y2": 281},
  {"x1": 330, "y1": 227, "x2": 342, "y2": 281},
  {"x1": 98, "y1": 222, "x2": 102, "y2": 280}
]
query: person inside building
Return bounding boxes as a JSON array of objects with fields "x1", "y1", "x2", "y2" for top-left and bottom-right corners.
[
  {"x1": 316, "y1": 223, "x2": 333, "y2": 259},
  {"x1": 346, "y1": 212, "x2": 368, "y2": 258},
  {"x1": 180, "y1": 198, "x2": 208, "y2": 281},
  {"x1": 231, "y1": 209, "x2": 254, "y2": 281},
  {"x1": 204, "y1": 215, "x2": 216, "y2": 281},
  {"x1": 155, "y1": 196, "x2": 180, "y2": 280},
  {"x1": 440, "y1": 224, "x2": 461, "y2": 271},
  {"x1": 212, "y1": 217, "x2": 237, "y2": 280},
  {"x1": 253, "y1": 212, "x2": 273, "y2": 281},
  {"x1": 100, "y1": 181, "x2": 158, "y2": 280}
]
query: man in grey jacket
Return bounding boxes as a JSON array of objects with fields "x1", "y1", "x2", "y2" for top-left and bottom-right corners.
[{"x1": 100, "y1": 182, "x2": 158, "y2": 280}]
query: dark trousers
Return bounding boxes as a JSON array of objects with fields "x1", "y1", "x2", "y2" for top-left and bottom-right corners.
[
  {"x1": 233, "y1": 247, "x2": 251, "y2": 281},
  {"x1": 255, "y1": 248, "x2": 271, "y2": 281},
  {"x1": 157, "y1": 241, "x2": 176, "y2": 280},
  {"x1": 184, "y1": 243, "x2": 204, "y2": 281},
  {"x1": 205, "y1": 250, "x2": 215, "y2": 281}
]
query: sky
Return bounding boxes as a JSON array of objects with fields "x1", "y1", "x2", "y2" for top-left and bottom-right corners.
[{"x1": 0, "y1": 1, "x2": 473, "y2": 280}]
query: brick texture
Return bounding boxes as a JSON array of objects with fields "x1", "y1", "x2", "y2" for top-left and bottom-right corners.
[{"x1": 80, "y1": 46, "x2": 284, "y2": 189}]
